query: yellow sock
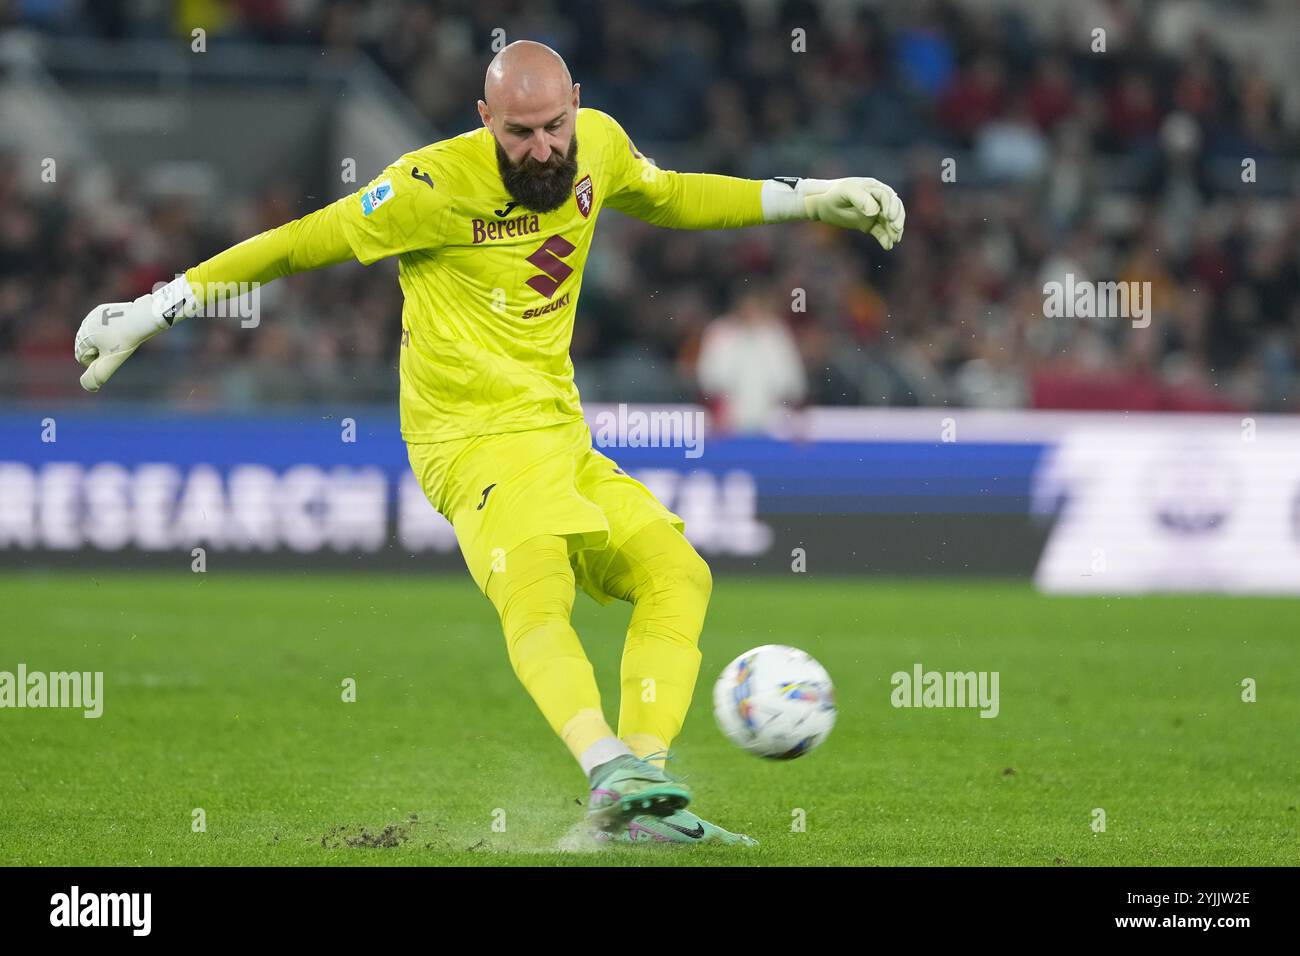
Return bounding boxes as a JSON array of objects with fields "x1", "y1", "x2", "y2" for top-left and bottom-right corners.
[
  {"x1": 624, "y1": 733, "x2": 670, "y2": 768},
  {"x1": 600, "y1": 521, "x2": 712, "y2": 760},
  {"x1": 485, "y1": 534, "x2": 613, "y2": 762},
  {"x1": 562, "y1": 710, "x2": 621, "y2": 763}
]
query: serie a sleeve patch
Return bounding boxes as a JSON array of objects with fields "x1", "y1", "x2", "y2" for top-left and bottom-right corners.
[{"x1": 361, "y1": 179, "x2": 395, "y2": 216}]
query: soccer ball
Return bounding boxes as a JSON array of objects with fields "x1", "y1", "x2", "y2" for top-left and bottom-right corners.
[{"x1": 713, "y1": 645, "x2": 836, "y2": 759}]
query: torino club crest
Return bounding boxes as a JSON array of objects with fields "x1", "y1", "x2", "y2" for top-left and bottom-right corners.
[{"x1": 574, "y1": 174, "x2": 593, "y2": 218}]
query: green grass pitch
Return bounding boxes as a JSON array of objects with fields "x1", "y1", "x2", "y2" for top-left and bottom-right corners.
[{"x1": 1, "y1": 572, "x2": 1295, "y2": 866}]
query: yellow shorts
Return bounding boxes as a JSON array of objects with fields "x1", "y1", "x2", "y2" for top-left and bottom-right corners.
[{"x1": 406, "y1": 416, "x2": 685, "y2": 605}]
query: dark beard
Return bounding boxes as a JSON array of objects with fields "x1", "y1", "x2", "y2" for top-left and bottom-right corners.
[{"x1": 495, "y1": 134, "x2": 579, "y2": 214}]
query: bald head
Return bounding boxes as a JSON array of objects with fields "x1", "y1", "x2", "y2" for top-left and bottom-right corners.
[
  {"x1": 479, "y1": 41, "x2": 581, "y2": 212},
  {"x1": 483, "y1": 40, "x2": 572, "y2": 109}
]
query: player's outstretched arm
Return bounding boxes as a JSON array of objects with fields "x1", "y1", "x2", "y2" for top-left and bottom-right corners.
[
  {"x1": 73, "y1": 199, "x2": 355, "y2": 392},
  {"x1": 74, "y1": 154, "x2": 447, "y2": 392},
  {"x1": 597, "y1": 110, "x2": 905, "y2": 249}
]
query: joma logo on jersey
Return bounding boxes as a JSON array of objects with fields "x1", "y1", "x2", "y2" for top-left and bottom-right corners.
[
  {"x1": 471, "y1": 213, "x2": 541, "y2": 244},
  {"x1": 521, "y1": 292, "x2": 570, "y2": 319}
]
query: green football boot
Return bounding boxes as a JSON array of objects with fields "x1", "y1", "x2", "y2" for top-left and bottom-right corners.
[
  {"x1": 587, "y1": 752, "x2": 691, "y2": 828},
  {"x1": 593, "y1": 807, "x2": 759, "y2": 847}
]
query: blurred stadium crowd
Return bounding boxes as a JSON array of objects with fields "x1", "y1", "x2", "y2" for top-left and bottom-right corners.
[{"x1": 2, "y1": 0, "x2": 1299, "y2": 423}]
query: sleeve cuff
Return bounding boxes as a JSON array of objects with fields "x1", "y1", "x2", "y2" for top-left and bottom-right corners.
[{"x1": 760, "y1": 177, "x2": 832, "y2": 223}]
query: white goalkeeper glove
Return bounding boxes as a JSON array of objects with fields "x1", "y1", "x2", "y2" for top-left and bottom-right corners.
[
  {"x1": 761, "y1": 176, "x2": 906, "y2": 250},
  {"x1": 74, "y1": 276, "x2": 196, "y2": 392}
]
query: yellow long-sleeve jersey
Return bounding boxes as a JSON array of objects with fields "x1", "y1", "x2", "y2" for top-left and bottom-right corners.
[{"x1": 184, "y1": 107, "x2": 765, "y2": 442}]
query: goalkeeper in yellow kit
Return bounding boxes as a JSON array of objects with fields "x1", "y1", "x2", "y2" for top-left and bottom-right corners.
[{"x1": 74, "y1": 41, "x2": 904, "y2": 846}]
